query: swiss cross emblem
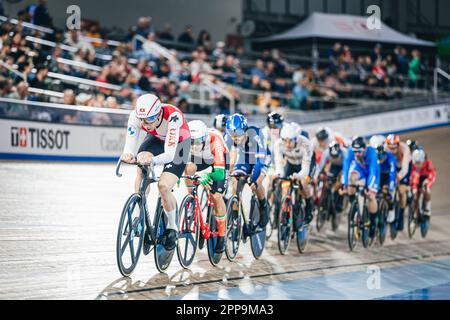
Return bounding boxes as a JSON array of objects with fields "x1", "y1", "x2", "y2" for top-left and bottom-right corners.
[{"x1": 139, "y1": 108, "x2": 145, "y2": 113}]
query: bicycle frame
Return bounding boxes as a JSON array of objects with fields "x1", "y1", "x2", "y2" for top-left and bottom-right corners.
[
  {"x1": 182, "y1": 177, "x2": 217, "y2": 240},
  {"x1": 116, "y1": 160, "x2": 160, "y2": 243}
]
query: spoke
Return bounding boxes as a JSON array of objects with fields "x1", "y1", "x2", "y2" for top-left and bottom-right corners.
[{"x1": 120, "y1": 232, "x2": 131, "y2": 256}]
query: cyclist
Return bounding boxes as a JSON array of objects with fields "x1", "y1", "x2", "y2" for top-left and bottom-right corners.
[
  {"x1": 343, "y1": 136, "x2": 380, "y2": 240},
  {"x1": 315, "y1": 141, "x2": 347, "y2": 212},
  {"x1": 313, "y1": 126, "x2": 349, "y2": 164},
  {"x1": 275, "y1": 122, "x2": 316, "y2": 225},
  {"x1": 213, "y1": 114, "x2": 228, "y2": 135},
  {"x1": 369, "y1": 135, "x2": 386, "y2": 150},
  {"x1": 184, "y1": 120, "x2": 229, "y2": 253},
  {"x1": 384, "y1": 134, "x2": 411, "y2": 231},
  {"x1": 375, "y1": 144, "x2": 397, "y2": 223},
  {"x1": 263, "y1": 112, "x2": 284, "y2": 195},
  {"x1": 407, "y1": 139, "x2": 421, "y2": 153},
  {"x1": 411, "y1": 149, "x2": 436, "y2": 217},
  {"x1": 121, "y1": 93, "x2": 191, "y2": 251},
  {"x1": 225, "y1": 113, "x2": 271, "y2": 230}
]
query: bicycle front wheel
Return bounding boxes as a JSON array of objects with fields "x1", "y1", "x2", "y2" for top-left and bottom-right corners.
[
  {"x1": 378, "y1": 199, "x2": 388, "y2": 246},
  {"x1": 176, "y1": 194, "x2": 199, "y2": 269},
  {"x1": 225, "y1": 195, "x2": 242, "y2": 262},
  {"x1": 277, "y1": 196, "x2": 292, "y2": 255},
  {"x1": 116, "y1": 193, "x2": 144, "y2": 277},
  {"x1": 250, "y1": 196, "x2": 266, "y2": 259}
]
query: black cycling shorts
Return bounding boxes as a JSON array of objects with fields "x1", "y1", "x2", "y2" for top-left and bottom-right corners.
[
  {"x1": 138, "y1": 134, "x2": 190, "y2": 178},
  {"x1": 380, "y1": 172, "x2": 390, "y2": 189},
  {"x1": 284, "y1": 153, "x2": 316, "y2": 178},
  {"x1": 190, "y1": 155, "x2": 229, "y2": 195}
]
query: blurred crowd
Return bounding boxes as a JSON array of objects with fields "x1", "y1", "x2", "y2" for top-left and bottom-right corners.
[{"x1": 0, "y1": 0, "x2": 443, "y2": 125}]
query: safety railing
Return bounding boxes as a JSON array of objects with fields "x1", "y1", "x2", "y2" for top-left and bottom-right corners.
[{"x1": 434, "y1": 67, "x2": 450, "y2": 102}]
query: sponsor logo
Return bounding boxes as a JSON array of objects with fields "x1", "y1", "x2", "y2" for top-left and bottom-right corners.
[
  {"x1": 165, "y1": 163, "x2": 173, "y2": 169},
  {"x1": 169, "y1": 115, "x2": 179, "y2": 123},
  {"x1": 11, "y1": 127, "x2": 70, "y2": 150},
  {"x1": 168, "y1": 128, "x2": 177, "y2": 147},
  {"x1": 127, "y1": 125, "x2": 137, "y2": 137},
  {"x1": 101, "y1": 133, "x2": 125, "y2": 152}
]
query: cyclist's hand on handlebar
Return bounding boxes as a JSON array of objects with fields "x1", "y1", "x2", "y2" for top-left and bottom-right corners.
[
  {"x1": 121, "y1": 153, "x2": 136, "y2": 164},
  {"x1": 339, "y1": 186, "x2": 347, "y2": 195},
  {"x1": 247, "y1": 176, "x2": 258, "y2": 191},
  {"x1": 136, "y1": 152, "x2": 153, "y2": 165}
]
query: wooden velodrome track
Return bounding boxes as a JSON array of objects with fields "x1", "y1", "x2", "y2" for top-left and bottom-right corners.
[{"x1": 0, "y1": 126, "x2": 449, "y2": 299}]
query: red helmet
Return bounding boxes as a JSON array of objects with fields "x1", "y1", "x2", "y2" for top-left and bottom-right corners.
[{"x1": 386, "y1": 134, "x2": 400, "y2": 146}]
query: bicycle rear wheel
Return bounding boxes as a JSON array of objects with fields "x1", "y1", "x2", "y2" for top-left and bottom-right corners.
[
  {"x1": 277, "y1": 196, "x2": 292, "y2": 255},
  {"x1": 347, "y1": 201, "x2": 359, "y2": 251},
  {"x1": 177, "y1": 194, "x2": 199, "y2": 269},
  {"x1": 316, "y1": 187, "x2": 329, "y2": 232},
  {"x1": 296, "y1": 201, "x2": 310, "y2": 253},
  {"x1": 378, "y1": 199, "x2": 388, "y2": 246},
  {"x1": 419, "y1": 195, "x2": 429, "y2": 238},
  {"x1": 154, "y1": 199, "x2": 177, "y2": 273},
  {"x1": 225, "y1": 196, "x2": 242, "y2": 262},
  {"x1": 361, "y1": 205, "x2": 370, "y2": 248},
  {"x1": 116, "y1": 193, "x2": 144, "y2": 277},
  {"x1": 265, "y1": 189, "x2": 275, "y2": 241},
  {"x1": 250, "y1": 196, "x2": 266, "y2": 259},
  {"x1": 207, "y1": 206, "x2": 223, "y2": 266}
]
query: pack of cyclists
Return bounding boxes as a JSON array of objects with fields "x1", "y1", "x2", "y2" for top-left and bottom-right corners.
[{"x1": 120, "y1": 93, "x2": 437, "y2": 261}]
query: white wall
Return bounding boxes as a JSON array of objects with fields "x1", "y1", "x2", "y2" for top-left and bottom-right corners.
[{"x1": 3, "y1": 0, "x2": 243, "y2": 43}]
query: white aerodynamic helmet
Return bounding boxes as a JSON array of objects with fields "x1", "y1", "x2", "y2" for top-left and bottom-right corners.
[
  {"x1": 369, "y1": 135, "x2": 386, "y2": 148},
  {"x1": 281, "y1": 122, "x2": 301, "y2": 140},
  {"x1": 135, "y1": 93, "x2": 162, "y2": 122},
  {"x1": 188, "y1": 120, "x2": 208, "y2": 143},
  {"x1": 412, "y1": 149, "x2": 426, "y2": 164}
]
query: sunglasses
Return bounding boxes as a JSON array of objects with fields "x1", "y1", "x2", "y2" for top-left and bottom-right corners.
[
  {"x1": 140, "y1": 113, "x2": 159, "y2": 124},
  {"x1": 353, "y1": 148, "x2": 365, "y2": 154},
  {"x1": 228, "y1": 129, "x2": 246, "y2": 138}
]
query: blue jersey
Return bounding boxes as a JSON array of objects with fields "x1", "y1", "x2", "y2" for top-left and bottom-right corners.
[
  {"x1": 379, "y1": 152, "x2": 397, "y2": 193},
  {"x1": 343, "y1": 146, "x2": 380, "y2": 192},
  {"x1": 225, "y1": 126, "x2": 269, "y2": 181}
]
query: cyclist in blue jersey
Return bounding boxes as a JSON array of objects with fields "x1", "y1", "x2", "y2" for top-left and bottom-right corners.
[
  {"x1": 343, "y1": 136, "x2": 380, "y2": 238},
  {"x1": 225, "y1": 113, "x2": 271, "y2": 229},
  {"x1": 374, "y1": 143, "x2": 397, "y2": 223}
]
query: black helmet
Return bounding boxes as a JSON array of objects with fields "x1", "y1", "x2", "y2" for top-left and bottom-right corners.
[
  {"x1": 267, "y1": 112, "x2": 284, "y2": 129},
  {"x1": 213, "y1": 114, "x2": 228, "y2": 130},
  {"x1": 316, "y1": 127, "x2": 330, "y2": 141},
  {"x1": 351, "y1": 136, "x2": 366, "y2": 151},
  {"x1": 376, "y1": 144, "x2": 386, "y2": 160},
  {"x1": 329, "y1": 141, "x2": 341, "y2": 158},
  {"x1": 406, "y1": 139, "x2": 420, "y2": 152}
]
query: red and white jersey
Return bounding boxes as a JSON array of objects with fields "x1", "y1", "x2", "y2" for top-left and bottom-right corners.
[
  {"x1": 123, "y1": 104, "x2": 190, "y2": 165},
  {"x1": 411, "y1": 160, "x2": 436, "y2": 190}
]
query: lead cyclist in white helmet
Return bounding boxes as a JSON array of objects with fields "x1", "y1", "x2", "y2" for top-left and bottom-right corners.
[
  {"x1": 275, "y1": 122, "x2": 316, "y2": 225},
  {"x1": 120, "y1": 93, "x2": 191, "y2": 251}
]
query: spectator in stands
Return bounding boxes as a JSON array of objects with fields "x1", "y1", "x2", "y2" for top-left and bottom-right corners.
[
  {"x1": 28, "y1": 65, "x2": 51, "y2": 90},
  {"x1": 289, "y1": 78, "x2": 311, "y2": 110},
  {"x1": 250, "y1": 59, "x2": 266, "y2": 79},
  {"x1": 408, "y1": 49, "x2": 422, "y2": 88},
  {"x1": 64, "y1": 30, "x2": 95, "y2": 57},
  {"x1": 178, "y1": 25, "x2": 195, "y2": 44},
  {"x1": 328, "y1": 42, "x2": 342, "y2": 69},
  {"x1": 135, "y1": 16, "x2": 154, "y2": 38},
  {"x1": 395, "y1": 46, "x2": 409, "y2": 76},
  {"x1": 197, "y1": 30, "x2": 212, "y2": 51},
  {"x1": 212, "y1": 41, "x2": 226, "y2": 60},
  {"x1": 7, "y1": 81, "x2": 29, "y2": 100},
  {"x1": 371, "y1": 43, "x2": 383, "y2": 63},
  {"x1": 33, "y1": 0, "x2": 53, "y2": 28},
  {"x1": 159, "y1": 23, "x2": 175, "y2": 41},
  {"x1": 86, "y1": 24, "x2": 102, "y2": 48}
]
